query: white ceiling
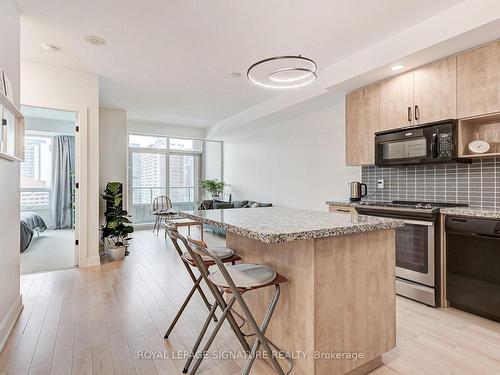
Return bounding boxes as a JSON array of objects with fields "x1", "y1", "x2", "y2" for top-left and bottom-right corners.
[{"x1": 17, "y1": 0, "x2": 464, "y2": 128}]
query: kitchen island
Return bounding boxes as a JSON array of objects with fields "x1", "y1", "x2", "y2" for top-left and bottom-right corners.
[{"x1": 181, "y1": 207, "x2": 403, "y2": 375}]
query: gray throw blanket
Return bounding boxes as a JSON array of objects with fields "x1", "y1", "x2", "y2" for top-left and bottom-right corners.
[{"x1": 20, "y1": 212, "x2": 47, "y2": 252}]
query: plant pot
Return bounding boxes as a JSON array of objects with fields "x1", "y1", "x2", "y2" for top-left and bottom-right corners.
[{"x1": 107, "y1": 246, "x2": 126, "y2": 261}]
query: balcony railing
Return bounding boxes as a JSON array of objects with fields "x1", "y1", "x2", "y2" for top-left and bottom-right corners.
[{"x1": 130, "y1": 186, "x2": 197, "y2": 224}]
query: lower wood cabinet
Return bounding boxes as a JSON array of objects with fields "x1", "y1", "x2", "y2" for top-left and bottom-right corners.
[{"x1": 345, "y1": 83, "x2": 380, "y2": 165}]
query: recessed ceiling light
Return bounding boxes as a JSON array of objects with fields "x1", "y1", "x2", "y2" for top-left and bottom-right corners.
[
  {"x1": 85, "y1": 35, "x2": 106, "y2": 46},
  {"x1": 391, "y1": 64, "x2": 404, "y2": 71},
  {"x1": 231, "y1": 72, "x2": 242, "y2": 78},
  {"x1": 42, "y1": 43, "x2": 59, "y2": 52}
]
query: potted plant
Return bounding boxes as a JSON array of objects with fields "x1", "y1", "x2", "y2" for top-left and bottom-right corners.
[
  {"x1": 200, "y1": 179, "x2": 228, "y2": 198},
  {"x1": 101, "y1": 182, "x2": 134, "y2": 261}
]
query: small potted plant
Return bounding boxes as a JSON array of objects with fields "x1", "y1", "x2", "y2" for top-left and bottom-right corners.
[
  {"x1": 101, "y1": 182, "x2": 134, "y2": 261},
  {"x1": 200, "y1": 179, "x2": 228, "y2": 198}
]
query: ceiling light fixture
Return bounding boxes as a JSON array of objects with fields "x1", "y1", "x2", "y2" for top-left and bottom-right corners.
[
  {"x1": 85, "y1": 35, "x2": 106, "y2": 46},
  {"x1": 42, "y1": 43, "x2": 59, "y2": 52},
  {"x1": 391, "y1": 64, "x2": 404, "y2": 71},
  {"x1": 247, "y1": 55, "x2": 317, "y2": 89}
]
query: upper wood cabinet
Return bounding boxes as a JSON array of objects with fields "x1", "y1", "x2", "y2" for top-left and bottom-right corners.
[
  {"x1": 379, "y1": 72, "x2": 413, "y2": 131},
  {"x1": 379, "y1": 56, "x2": 456, "y2": 131},
  {"x1": 457, "y1": 41, "x2": 500, "y2": 118},
  {"x1": 413, "y1": 57, "x2": 457, "y2": 124},
  {"x1": 346, "y1": 83, "x2": 380, "y2": 165},
  {"x1": 345, "y1": 39, "x2": 500, "y2": 166}
]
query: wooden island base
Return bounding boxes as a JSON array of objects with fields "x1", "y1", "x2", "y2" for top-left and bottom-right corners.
[{"x1": 226, "y1": 229, "x2": 396, "y2": 375}]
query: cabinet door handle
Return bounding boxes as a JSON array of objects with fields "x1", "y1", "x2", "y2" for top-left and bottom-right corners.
[
  {"x1": 407, "y1": 106, "x2": 412, "y2": 122},
  {"x1": 415, "y1": 105, "x2": 420, "y2": 121}
]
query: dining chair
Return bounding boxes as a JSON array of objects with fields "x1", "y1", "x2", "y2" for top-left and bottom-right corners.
[{"x1": 152, "y1": 195, "x2": 176, "y2": 234}]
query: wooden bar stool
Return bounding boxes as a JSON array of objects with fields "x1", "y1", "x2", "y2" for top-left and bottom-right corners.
[
  {"x1": 165, "y1": 217, "x2": 204, "y2": 240},
  {"x1": 187, "y1": 236, "x2": 291, "y2": 375},
  {"x1": 163, "y1": 223, "x2": 248, "y2": 357}
]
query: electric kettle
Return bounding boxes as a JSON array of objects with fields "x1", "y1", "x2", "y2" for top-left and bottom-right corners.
[{"x1": 348, "y1": 181, "x2": 367, "y2": 202}]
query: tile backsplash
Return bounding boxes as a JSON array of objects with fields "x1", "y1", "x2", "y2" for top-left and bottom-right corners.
[{"x1": 361, "y1": 158, "x2": 500, "y2": 209}]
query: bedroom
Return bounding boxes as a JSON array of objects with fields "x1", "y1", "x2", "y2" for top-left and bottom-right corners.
[{"x1": 19, "y1": 105, "x2": 77, "y2": 274}]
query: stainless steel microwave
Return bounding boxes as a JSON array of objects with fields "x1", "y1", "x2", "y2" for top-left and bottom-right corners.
[{"x1": 375, "y1": 120, "x2": 462, "y2": 166}]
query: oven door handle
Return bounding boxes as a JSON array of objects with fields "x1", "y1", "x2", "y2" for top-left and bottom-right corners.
[{"x1": 402, "y1": 219, "x2": 434, "y2": 227}]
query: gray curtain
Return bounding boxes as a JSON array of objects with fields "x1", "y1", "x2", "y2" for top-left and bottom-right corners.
[{"x1": 51, "y1": 136, "x2": 75, "y2": 229}]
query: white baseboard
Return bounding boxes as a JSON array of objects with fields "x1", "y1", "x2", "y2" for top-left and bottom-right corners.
[
  {"x1": 0, "y1": 295, "x2": 23, "y2": 353},
  {"x1": 82, "y1": 255, "x2": 101, "y2": 268}
]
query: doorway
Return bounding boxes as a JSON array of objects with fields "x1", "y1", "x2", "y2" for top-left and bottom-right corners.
[{"x1": 19, "y1": 105, "x2": 78, "y2": 274}]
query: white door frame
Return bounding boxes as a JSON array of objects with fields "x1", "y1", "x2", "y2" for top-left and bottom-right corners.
[{"x1": 21, "y1": 99, "x2": 88, "y2": 267}]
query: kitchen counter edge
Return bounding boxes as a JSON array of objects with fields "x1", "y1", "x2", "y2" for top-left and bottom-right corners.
[{"x1": 181, "y1": 209, "x2": 403, "y2": 244}]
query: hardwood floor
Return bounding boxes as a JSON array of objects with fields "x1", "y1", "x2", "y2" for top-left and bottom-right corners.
[{"x1": 1, "y1": 229, "x2": 500, "y2": 375}]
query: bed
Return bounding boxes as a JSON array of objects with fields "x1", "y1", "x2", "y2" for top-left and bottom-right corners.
[{"x1": 20, "y1": 212, "x2": 47, "y2": 252}]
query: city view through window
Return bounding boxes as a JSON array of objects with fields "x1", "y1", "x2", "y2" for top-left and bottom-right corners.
[
  {"x1": 129, "y1": 134, "x2": 205, "y2": 224},
  {"x1": 20, "y1": 135, "x2": 52, "y2": 208}
]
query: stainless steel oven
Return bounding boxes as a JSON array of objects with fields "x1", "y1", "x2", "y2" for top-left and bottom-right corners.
[
  {"x1": 356, "y1": 202, "x2": 439, "y2": 306},
  {"x1": 396, "y1": 219, "x2": 435, "y2": 286},
  {"x1": 394, "y1": 219, "x2": 436, "y2": 306}
]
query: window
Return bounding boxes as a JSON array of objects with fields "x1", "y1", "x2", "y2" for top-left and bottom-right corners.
[
  {"x1": 169, "y1": 154, "x2": 197, "y2": 204},
  {"x1": 20, "y1": 135, "x2": 52, "y2": 208},
  {"x1": 130, "y1": 151, "x2": 167, "y2": 205},
  {"x1": 129, "y1": 134, "x2": 167, "y2": 149},
  {"x1": 169, "y1": 138, "x2": 203, "y2": 151},
  {"x1": 128, "y1": 134, "x2": 206, "y2": 223}
]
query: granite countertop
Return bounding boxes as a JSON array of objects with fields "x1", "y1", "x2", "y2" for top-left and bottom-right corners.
[
  {"x1": 440, "y1": 207, "x2": 500, "y2": 219},
  {"x1": 180, "y1": 207, "x2": 403, "y2": 244}
]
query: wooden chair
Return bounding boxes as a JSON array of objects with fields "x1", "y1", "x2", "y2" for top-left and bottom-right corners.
[{"x1": 152, "y1": 196, "x2": 176, "y2": 235}]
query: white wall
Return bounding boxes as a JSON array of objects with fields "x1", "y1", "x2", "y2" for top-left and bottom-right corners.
[
  {"x1": 222, "y1": 99, "x2": 360, "y2": 211},
  {"x1": 128, "y1": 120, "x2": 206, "y2": 139},
  {"x1": 25, "y1": 116, "x2": 75, "y2": 135},
  {"x1": 99, "y1": 108, "x2": 128, "y2": 222},
  {"x1": 0, "y1": 0, "x2": 22, "y2": 352},
  {"x1": 21, "y1": 61, "x2": 100, "y2": 267},
  {"x1": 204, "y1": 141, "x2": 223, "y2": 180}
]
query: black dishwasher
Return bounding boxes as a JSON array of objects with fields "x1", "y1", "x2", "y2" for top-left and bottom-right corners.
[{"x1": 446, "y1": 216, "x2": 500, "y2": 322}]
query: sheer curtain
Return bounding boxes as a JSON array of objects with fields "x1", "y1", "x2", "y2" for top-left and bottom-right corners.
[{"x1": 51, "y1": 136, "x2": 75, "y2": 229}]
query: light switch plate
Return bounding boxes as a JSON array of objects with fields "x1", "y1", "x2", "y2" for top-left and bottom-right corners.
[{"x1": 377, "y1": 179, "x2": 384, "y2": 189}]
